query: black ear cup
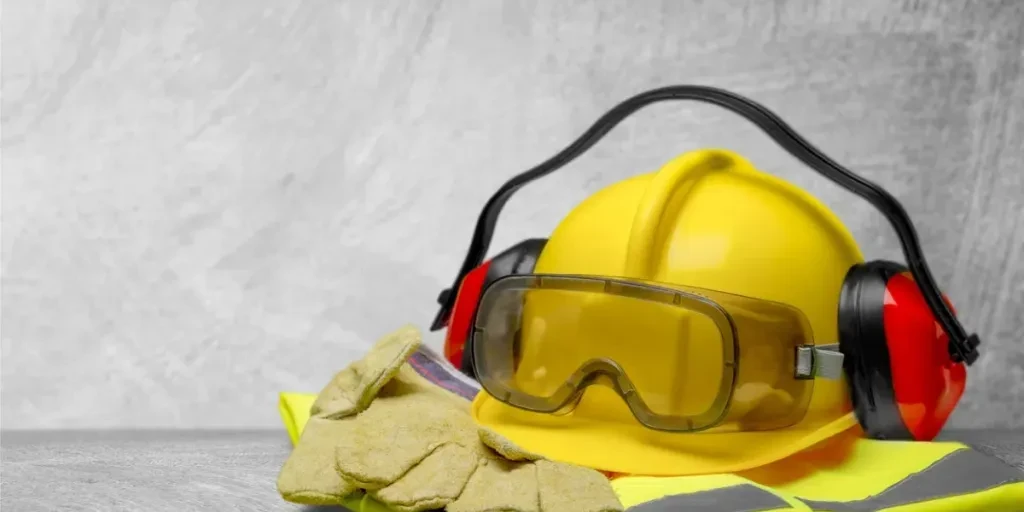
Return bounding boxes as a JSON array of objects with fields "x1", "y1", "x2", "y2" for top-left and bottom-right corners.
[
  {"x1": 461, "y1": 238, "x2": 548, "y2": 377},
  {"x1": 838, "y1": 260, "x2": 914, "y2": 440},
  {"x1": 484, "y1": 238, "x2": 548, "y2": 283}
]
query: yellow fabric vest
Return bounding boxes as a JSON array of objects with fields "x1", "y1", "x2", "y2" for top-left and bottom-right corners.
[{"x1": 280, "y1": 392, "x2": 1024, "y2": 511}]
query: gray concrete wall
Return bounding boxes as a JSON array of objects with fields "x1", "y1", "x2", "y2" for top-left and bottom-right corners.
[{"x1": 2, "y1": 0, "x2": 1022, "y2": 429}]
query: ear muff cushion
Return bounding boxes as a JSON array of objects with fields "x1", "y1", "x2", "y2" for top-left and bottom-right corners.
[
  {"x1": 443, "y1": 261, "x2": 493, "y2": 370},
  {"x1": 460, "y1": 238, "x2": 548, "y2": 378},
  {"x1": 838, "y1": 260, "x2": 915, "y2": 440}
]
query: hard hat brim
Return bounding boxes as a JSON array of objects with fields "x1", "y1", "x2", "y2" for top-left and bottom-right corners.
[{"x1": 471, "y1": 391, "x2": 860, "y2": 476}]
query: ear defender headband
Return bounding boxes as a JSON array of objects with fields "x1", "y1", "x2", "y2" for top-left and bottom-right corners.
[{"x1": 430, "y1": 85, "x2": 981, "y2": 442}]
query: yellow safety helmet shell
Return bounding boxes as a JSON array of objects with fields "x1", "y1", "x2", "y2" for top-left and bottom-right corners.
[{"x1": 472, "y1": 148, "x2": 865, "y2": 476}]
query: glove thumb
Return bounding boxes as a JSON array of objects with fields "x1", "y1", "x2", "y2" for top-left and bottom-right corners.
[{"x1": 312, "y1": 325, "x2": 421, "y2": 419}]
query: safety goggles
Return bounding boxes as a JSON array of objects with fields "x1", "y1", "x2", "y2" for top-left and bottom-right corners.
[{"x1": 471, "y1": 274, "x2": 844, "y2": 432}]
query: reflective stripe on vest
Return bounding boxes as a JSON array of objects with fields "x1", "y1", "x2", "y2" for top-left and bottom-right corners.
[
  {"x1": 799, "y1": 448, "x2": 1024, "y2": 511},
  {"x1": 626, "y1": 448, "x2": 1024, "y2": 511},
  {"x1": 627, "y1": 483, "x2": 791, "y2": 511}
]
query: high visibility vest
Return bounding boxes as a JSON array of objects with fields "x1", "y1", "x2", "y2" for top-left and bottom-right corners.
[
  {"x1": 611, "y1": 435, "x2": 1024, "y2": 511},
  {"x1": 281, "y1": 393, "x2": 1024, "y2": 512}
]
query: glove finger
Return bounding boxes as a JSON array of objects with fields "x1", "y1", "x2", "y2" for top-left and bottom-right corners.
[
  {"x1": 478, "y1": 427, "x2": 543, "y2": 462},
  {"x1": 536, "y1": 460, "x2": 624, "y2": 512},
  {"x1": 334, "y1": 397, "x2": 467, "y2": 489},
  {"x1": 370, "y1": 442, "x2": 478, "y2": 512},
  {"x1": 448, "y1": 455, "x2": 539, "y2": 512},
  {"x1": 351, "y1": 324, "x2": 421, "y2": 405},
  {"x1": 277, "y1": 419, "x2": 359, "y2": 505},
  {"x1": 312, "y1": 325, "x2": 421, "y2": 419}
]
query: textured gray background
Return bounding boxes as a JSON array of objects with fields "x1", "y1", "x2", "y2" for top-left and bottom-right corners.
[{"x1": 2, "y1": 0, "x2": 1023, "y2": 430}]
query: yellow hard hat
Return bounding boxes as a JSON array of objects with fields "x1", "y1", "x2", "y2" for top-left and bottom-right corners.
[{"x1": 470, "y1": 148, "x2": 865, "y2": 475}]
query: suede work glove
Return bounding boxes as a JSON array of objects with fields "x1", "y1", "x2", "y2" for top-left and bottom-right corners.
[{"x1": 277, "y1": 325, "x2": 623, "y2": 512}]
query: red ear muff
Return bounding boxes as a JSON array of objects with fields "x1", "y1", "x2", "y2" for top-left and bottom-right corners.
[
  {"x1": 839, "y1": 261, "x2": 966, "y2": 441},
  {"x1": 882, "y1": 271, "x2": 966, "y2": 440},
  {"x1": 443, "y1": 261, "x2": 492, "y2": 369},
  {"x1": 443, "y1": 238, "x2": 548, "y2": 377}
]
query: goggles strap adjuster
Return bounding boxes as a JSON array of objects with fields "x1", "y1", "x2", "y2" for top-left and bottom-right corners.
[{"x1": 795, "y1": 344, "x2": 844, "y2": 380}]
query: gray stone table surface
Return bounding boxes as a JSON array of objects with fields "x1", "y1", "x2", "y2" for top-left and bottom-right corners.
[{"x1": 1, "y1": 429, "x2": 1022, "y2": 511}]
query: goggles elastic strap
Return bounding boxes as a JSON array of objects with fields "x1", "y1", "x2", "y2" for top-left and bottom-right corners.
[{"x1": 796, "y1": 344, "x2": 844, "y2": 380}]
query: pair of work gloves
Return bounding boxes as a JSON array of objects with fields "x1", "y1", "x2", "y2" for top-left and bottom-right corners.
[{"x1": 277, "y1": 325, "x2": 624, "y2": 512}]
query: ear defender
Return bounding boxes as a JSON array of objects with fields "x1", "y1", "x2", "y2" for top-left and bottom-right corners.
[
  {"x1": 443, "y1": 238, "x2": 548, "y2": 376},
  {"x1": 838, "y1": 260, "x2": 967, "y2": 441}
]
